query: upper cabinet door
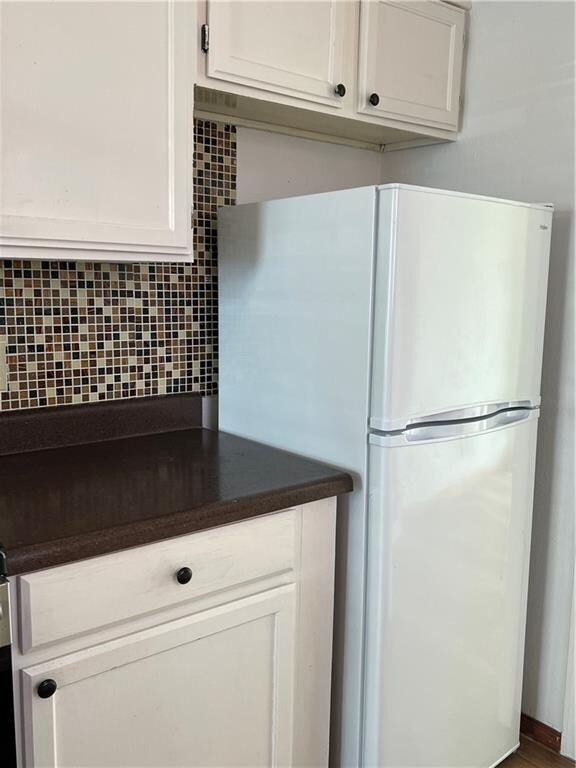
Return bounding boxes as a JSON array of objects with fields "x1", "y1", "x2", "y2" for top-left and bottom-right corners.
[
  {"x1": 0, "y1": 1, "x2": 193, "y2": 259},
  {"x1": 205, "y1": 1, "x2": 351, "y2": 108},
  {"x1": 357, "y1": 0, "x2": 465, "y2": 130}
]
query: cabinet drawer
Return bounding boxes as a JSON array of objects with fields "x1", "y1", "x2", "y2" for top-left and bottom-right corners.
[{"x1": 18, "y1": 509, "x2": 299, "y2": 652}]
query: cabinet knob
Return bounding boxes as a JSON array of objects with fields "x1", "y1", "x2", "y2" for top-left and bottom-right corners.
[
  {"x1": 369, "y1": 92, "x2": 380, "y2": 106},
  {"x1": 334, "y1": 83, "x2": 346, "y2": 98},
  {"x1": 176, "y1": 567, "x2": 193, "y2": 585},
  {"x1": 37, "y1": 679, "x2": 57, "y2": 699}
]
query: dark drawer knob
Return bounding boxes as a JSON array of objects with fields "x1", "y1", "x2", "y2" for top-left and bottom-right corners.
[
  {"x1": 176, "y1": 567, "x2": 193, "y2": 585},
  {"x1": 334, "y1": 83, "x2": 346, "y2": 97},
  {"x1": 369, "y1": 92, "x2": 380, "y2": 106},
  {"x1": 37, "y1": 679, "x2": 57, "y2": 699}
]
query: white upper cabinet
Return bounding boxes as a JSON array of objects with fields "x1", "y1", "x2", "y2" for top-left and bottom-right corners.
[
  {"x1": 204, "y1": 1, "x2": 353, "y2": 108},
  {"x1": 197, "y1": 0, "x2": 468, "y2": 147},
  {"x1": 0, "y1": 1, "x2": 193, "y2": 261},
  {"x1": 357, "y1": 0, "x2": 466, "y2": 130}
]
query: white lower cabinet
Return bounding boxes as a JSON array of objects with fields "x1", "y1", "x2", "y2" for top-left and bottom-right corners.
[
  {"x1": 22, "y1": 588, "x2": 296, "y2": 768},
  {"x1": 12, "y1": 502, "x2": 337, "y2": 768}
]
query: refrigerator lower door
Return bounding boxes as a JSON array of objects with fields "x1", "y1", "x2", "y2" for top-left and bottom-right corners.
[{"x1": 364, "y1": 414, "x2": 538, "y2": 768}]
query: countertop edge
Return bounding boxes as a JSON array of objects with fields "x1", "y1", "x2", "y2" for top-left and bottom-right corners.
[{"x1": 6, "y1": 472, "x2": 352, "y2": 575}]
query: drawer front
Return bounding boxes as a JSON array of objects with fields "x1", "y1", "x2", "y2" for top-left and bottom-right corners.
[{"x1": 19, "y1": 509, "x2": 299, "y2": 652}]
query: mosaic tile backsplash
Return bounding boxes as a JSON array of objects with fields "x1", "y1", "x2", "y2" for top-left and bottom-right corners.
[{"x1": 0, "y1": 120, "x2": 236, "y2": 411}]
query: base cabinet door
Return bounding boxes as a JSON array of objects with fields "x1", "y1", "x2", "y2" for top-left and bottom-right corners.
[
  {"x1": 0, "y1": 1, "x2": 193, "y2": 260},
  {"x1": 357, "y1": 0, "x2": 465, "y2": 130},
  {"x1": 21, "y1": 587, "x2": 296, "y2": 768},
  {"x1": 204, "y1": 0, "x2": 352, "y2": 109}
]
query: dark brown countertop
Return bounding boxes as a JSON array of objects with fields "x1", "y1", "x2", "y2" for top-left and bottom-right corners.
[{"x1": 0, "y1": 428, "x2": 352, "y2": 575}]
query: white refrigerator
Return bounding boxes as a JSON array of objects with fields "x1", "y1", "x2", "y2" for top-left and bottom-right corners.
[{"x1": 218, "y1": 184, "x2": 553, "y2": 768}]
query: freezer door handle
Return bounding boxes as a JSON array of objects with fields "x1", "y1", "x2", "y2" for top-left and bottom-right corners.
[
  {"x1": 369, "y1": 400, "x2": 538, "y2": 432},
  {"x1": 369, "y1": 407, "x2": 538, "y2": 446}
]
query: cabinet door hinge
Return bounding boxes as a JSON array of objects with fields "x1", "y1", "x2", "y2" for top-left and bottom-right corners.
[{"x1": 201, "y1": 24, "x2": 209, "y2": 53}]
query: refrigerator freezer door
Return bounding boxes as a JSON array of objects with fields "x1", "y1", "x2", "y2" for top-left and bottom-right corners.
[
  {"x1": 370, "y1": 186, "x2": 553, "y2": 430},
  {"x1": 363, "y1": 414, "x2": 538, "y2": 767}
]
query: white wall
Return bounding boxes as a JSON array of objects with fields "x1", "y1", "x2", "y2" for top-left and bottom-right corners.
[
  {"x1": 562, "y1": 575, "x2": 575, "y2": 758},
  {"x1": 379, "y1": 0, "x2": 575, "y2": 731},
  {"x1": 236, "y1": 127, "x2": 383, "y2": 204}
]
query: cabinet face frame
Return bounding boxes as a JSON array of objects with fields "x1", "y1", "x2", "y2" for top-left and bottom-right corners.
[
  {"x1": 21, "y1": 587, "x2": 296, "y2": 768},
  {"x1": 0, "y1": 0, "x2": 194, "y2": 260},
  {"x1": 203, "y1": 0, "x2": 353, "y2": 110},
  {"x1": 357, "y1": 0, "x2": 465, "y2": 130}
]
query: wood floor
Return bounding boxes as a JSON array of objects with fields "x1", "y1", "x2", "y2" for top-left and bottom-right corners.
[{"x1": 503, "y1": 738, "x2": 575, "y2": 768}]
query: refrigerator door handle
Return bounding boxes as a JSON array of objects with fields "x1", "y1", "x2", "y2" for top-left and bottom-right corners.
[
  {"x1": 369, "y1": 407, "x2": 538, "y2": 446},
  {"x1": 369, "y1": 400, "x2": 538, "y2": 432},
  {"x1": 411, "y1": 399, "x2": 535, "y2": 425}
]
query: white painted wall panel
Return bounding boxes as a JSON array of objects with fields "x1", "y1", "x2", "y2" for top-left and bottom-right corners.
[
  {"x1": 236, "y1": 126, "x2": 383, "y2": 204},
  {"x1": 562, "y1": 574, "x2": 575, "y2": 759}
]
